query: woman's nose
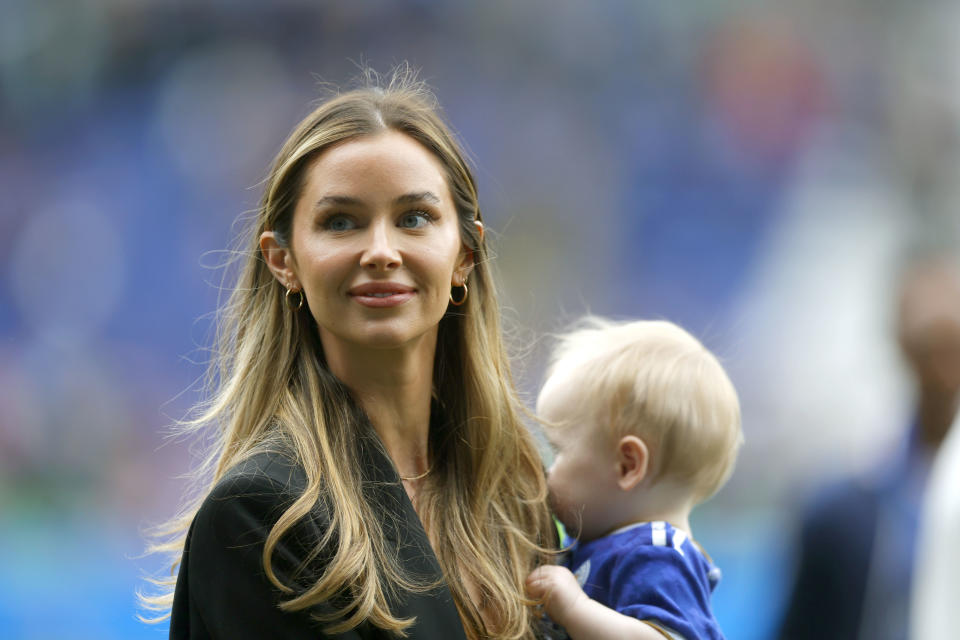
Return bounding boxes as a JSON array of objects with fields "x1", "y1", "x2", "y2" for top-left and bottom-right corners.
[{"x1": 360, "y1": 218, "x2": 401, "y2": 271}]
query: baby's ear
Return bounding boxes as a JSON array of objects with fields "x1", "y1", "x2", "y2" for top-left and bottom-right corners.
[{"x1": 616, "y1": 435, "x2": 649, "y2": 491}]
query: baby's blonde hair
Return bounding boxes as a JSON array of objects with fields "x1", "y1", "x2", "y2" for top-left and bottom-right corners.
[{"x1": 543, "y1": 317, "x2": 743, "y2": 503}]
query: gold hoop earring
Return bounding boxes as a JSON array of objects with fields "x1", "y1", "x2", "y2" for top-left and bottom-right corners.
[
  {"x1": 449, "y1": 282, "x2": 468, "y2": 306},
  {"x1": 285, "y1": 287, "x2": 304, "y2": 311}
]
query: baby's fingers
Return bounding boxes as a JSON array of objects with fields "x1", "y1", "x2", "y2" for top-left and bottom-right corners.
[
  {"x1": 526, "y1": 565, "x2": 573, "y2": 600},
  {"x1": 525, "y1": 566, "x2": 551, "y2": 598}
]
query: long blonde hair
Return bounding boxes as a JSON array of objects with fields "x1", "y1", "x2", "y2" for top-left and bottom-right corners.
[{"x1": 140, "y1": 68, "x2": 555, "y2": 639}]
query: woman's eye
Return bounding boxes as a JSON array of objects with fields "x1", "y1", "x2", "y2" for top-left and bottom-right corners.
[
  {"x1": 399, "y1": 211, "x2": 431, "y2": 229},
  {"x1": 324, "y1": 215, "x2": 356, "y2": 231}
]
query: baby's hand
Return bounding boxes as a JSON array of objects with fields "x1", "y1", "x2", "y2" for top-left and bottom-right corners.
[{"x1": 525, "y1": 565, "x2": 587, "y2": 623}]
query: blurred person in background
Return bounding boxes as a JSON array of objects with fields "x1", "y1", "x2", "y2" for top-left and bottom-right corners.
[
  {"x1": 139, "y1": 69, "x2": 556, "y2": 639},
  {"x1": 910, "y1": 262, "x2": 960, "y2": 638},
  {"x1": 911, "y1": 375, "x2": 960, "y2": 638},
  {"x1": 777, "y1": 251, "x2": 960, "y2": 640}
]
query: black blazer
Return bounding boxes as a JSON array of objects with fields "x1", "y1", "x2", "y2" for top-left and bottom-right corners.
[{"x1": 169, "y1": 436, "x2": 468, "y2": 639}]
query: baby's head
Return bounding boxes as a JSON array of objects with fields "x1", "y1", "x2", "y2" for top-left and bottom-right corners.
[{"x1": 538, "y1": 317, "x2": 742, "y2": 541}]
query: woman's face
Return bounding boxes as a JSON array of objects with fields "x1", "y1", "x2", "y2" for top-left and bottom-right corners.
[{"x1": 267, "y1": 130, "x2": 472, "y2": 355}]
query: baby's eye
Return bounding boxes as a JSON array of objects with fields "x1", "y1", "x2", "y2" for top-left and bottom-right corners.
[
  {"x1": 324, "y1": 214, "x2": 356, "y2": 232},
  {"x1": 399, "y1": 211, "x2": 431, "y2": 229}
]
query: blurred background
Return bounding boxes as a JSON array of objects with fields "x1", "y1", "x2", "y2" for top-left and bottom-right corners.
[{"x1": 2, "y1": 1, "x2": 960, "y2": 638}]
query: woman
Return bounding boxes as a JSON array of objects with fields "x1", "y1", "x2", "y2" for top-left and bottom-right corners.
[{"x1": 142, "y1": 70, "x2": 556, "y2": 639}]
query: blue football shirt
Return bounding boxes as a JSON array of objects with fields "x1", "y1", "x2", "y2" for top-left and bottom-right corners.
[{"x1": 564, "y1": 521, "x2": 725, "y2": 640}]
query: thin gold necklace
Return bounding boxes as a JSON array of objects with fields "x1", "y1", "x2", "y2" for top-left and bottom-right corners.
[{"x1": 399, "y1": 464, "x2": 434, "y2": 482}]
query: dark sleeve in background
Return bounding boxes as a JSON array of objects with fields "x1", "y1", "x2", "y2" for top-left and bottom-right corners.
[{"x1": 776, "y1": 481, "x2": 879, "y2": 640}]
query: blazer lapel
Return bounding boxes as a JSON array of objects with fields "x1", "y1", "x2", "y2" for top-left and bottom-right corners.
[{"x1": 358, "y1": 432, "x2": 469, "y2": 640}]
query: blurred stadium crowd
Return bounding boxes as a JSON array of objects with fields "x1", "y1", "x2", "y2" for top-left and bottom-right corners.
[{"x1": 1, "y1": 1, "x2": 959, "y2": 638}]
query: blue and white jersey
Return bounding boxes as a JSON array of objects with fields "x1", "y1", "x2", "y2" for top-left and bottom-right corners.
[{"x1": 564, "y1": 521, "x2": 725, "y2": 640}]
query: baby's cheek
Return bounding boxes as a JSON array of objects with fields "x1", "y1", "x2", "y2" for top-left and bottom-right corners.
[
  {"x1": 546, "y1": 476, "x2": 565, "y2": 512},
  {"x1": 546, "y1": 487, "x2": 577, "y2": 535},
  {"x1": 546, "y1": 487, "x2": 562, "y2": 515}
]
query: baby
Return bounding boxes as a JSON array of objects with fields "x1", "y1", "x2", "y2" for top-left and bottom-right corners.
[{"x1": 526, "y1": 318, "x2": 742, "y2": 640}]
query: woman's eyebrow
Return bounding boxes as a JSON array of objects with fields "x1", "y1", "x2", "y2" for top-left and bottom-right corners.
[
  {"x1": 313, "y1": 192, "x2": 441, "y2": 210},
  {"x1": 314, "y1": 195, "x2": 362, "y2": 210},
  {"x1": 395, "y1": 191, "x2": 441, "y2": 206}
]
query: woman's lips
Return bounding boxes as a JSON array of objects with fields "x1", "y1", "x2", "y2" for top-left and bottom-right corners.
[{"x1": 348, "y1": 282, "x2": 416, "y2": 308}]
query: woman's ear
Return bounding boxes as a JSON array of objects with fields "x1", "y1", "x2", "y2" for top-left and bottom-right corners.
[
  {"x1": 260, "y1": 231, "x2": 300, "y2": 289},
  {"x1": 616, "y1": 435, "x2": 649, "y2": 491},
  {"x1": 453, "y1": 220, "x2": 484, "y2": 286},
  {"x1": 453, "y1": 261, "x2": 472, "y2": 287},
  {"x1": 453, "y1": 247, "x2": 475, "y2": 287}
]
